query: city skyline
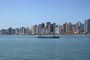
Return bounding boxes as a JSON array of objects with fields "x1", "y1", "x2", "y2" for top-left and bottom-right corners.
[
  {"x1": 0, "y1": 0, "x2": 90, "y2": 29},
  {"x1": 0, "y1": 19, "x2": 90, "y2": 35}
]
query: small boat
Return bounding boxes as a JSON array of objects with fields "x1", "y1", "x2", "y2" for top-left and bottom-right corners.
[{"x1": 36, "y1": 35, "x2": 60, "y2": 38}]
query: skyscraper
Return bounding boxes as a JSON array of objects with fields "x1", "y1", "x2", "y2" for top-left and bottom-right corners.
[
  {"x1": 63, "y1": 22, "x2": 67, "y2": 34},
  {"x1": 84, "y1": 19, "x2": 90, "y2": 33},
  {"x1": 31, "y1": 25, "x2": 37, "y2": 35},
  {"x1": 63, "y1": 23, "x2": 72, "y2": 34},
  {"x1": 0, "y1": 29, "x2": 7, "y2": 35},
  {"x1": 15, "y1": 28, "x2": 20, "y2": 35},
  {"x1": 25, "y1": 27, "x2": 31, "y2": 35},
  {"x1": 52, "y1": 23, "x2": 56, "y2": 34},
  {"x1": 76, "y1": 21, "x2": 84, "y2": 34},
  {"x1": 46, "y1": 22, "x2": 51, "y2": 34},
  {"x1": 72, "y1": 25, "x2": 77, "y2": 34},
  {"x1": 7, "y1": 27, "x2": 13, "y2": 35},
  {"x1": 55, "y1": 25, "x2": 60, "y2": 34},
  {"x1": 58, "y1": 25, "x2": 64, "y2": 34},
  {"x1": 20, "y1": 27, "x2": 26, "y2": 35}
]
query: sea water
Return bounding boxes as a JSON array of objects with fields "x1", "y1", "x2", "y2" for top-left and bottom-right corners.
[{"x1": 0, "y1": 35, "x2": 90, "y2": 60}]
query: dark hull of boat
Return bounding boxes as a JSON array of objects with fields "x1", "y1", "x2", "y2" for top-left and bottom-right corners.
[{"x1": 36, "y1": 35, "x2": 60, "y2": 38}]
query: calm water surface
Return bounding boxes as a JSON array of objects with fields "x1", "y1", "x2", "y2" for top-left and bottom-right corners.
[{"x1": 0, "y1": 35, "x2": 90, "y2": 60}]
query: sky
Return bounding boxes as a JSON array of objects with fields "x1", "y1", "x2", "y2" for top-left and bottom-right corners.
[{"x1": 0, "y1": 0, "x2": 90, "y2": 29}]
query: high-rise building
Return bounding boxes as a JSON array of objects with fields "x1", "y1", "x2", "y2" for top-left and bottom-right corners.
[
  {"x1": 38, "y1": 24, "x2": 41, "y2": 34},
  {"x1": 72, "y1": 25, "x2": 77, "y2": 34},
  {"x1": 63, "y1": 22, "x2": 67, "y2": 34},
  {"x1": 58, "y1": 25, "x2": 63, "y2": 34},
  {"x1": 20, "y1": 27, "x2": 26, "y2": 35},
  {"x1": 55, "y1": 25, "x2": 60, "y2": 34},
  {"x1": 12, "y1": 29, "x2": 16, "y2": 35},
  {"x1": 0, "y1": 29, "x2": 7, "y2": 35},
  {"x1": 67, "y1": 23, "x2": 72, "y2": 34},
  {"x1": 76, "y1": 21, "x2": 82, "y2": 33},
  {"x1": 25, "y1": 27, "x2": 31, "y2": 35},
  {"x1": 40, "y1": 23, "x2": 46, "y2": 34},
  {"x1": 52, "y1": 23, "x2": 56, "y2": 34},
  {"x1": 31, "y1": 25, "x2": 38, "y2": 35},
  {"x1": 84, "y1": 19, "x2": 90, "y2": 33},
  {"x1": 7, "y1": 27, "x2": 13, "y2": 35},
  {"x1": 63, "y1": 23, "x2": 72, "y2": 34},
  {"x1": 46, "y1": 22, "x2": 51, "y2": 34},
  {"x1": 15, "y1": 28, "x2": 20, "y2": 35}
]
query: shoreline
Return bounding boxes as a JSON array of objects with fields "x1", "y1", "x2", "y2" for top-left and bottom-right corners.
[{"x1": 0, "y1": 34, "x2": 90, "y2": 36}]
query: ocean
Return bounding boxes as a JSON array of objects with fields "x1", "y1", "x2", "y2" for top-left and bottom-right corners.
[{"x1": 0, "y1": 35, "x2": 90, "y2": 60}]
